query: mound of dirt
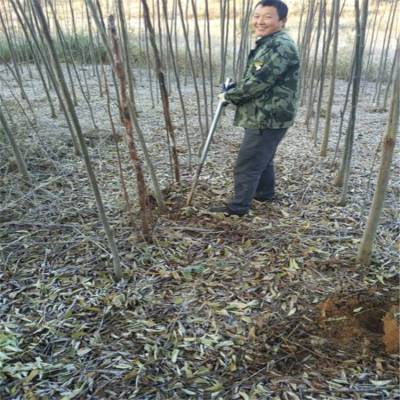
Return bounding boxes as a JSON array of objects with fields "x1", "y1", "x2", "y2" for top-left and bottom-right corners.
[
  {"x1": 319, "y1": 291, "x2": 398, "y2": 354},
  {"x1": 383, "y1": 305, "x2": 400, "y2": 353}
]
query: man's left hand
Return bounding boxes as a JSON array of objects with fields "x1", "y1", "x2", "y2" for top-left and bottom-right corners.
[{"x1": 218, "y1": 93, "x2": 227, "y2": 103}]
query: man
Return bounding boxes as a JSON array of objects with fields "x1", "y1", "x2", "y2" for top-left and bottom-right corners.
[{"x1": 210, "y1": 0, "x2": 299, "y2": 216}]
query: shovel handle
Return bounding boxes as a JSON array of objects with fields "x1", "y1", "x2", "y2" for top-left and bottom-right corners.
[{"x1": 186, "y1": 96, "x2": 229, "y2": 206}]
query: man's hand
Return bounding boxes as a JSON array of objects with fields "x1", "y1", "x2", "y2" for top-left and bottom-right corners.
[
  {"x1": 218, "y1": 92, "x2": 227, "y2": 103},
  {"x1": 221, "y1": 80, "x2": 236, "y2": 92}
]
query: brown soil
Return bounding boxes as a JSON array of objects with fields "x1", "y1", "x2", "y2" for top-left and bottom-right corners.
[
  {"x1": 319, "y1": 291, "x2": 398, "y2": 354},
  {"x1": 383, "y1": 305, "x2": 400, "y2": 354}
]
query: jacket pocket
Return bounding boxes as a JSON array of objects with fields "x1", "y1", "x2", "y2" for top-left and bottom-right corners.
[{"x1": 271, "y1": 97, "x2": 295, "y2": 122}]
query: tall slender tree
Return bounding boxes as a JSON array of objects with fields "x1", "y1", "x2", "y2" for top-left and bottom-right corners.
[
  {"x1": 0, "y1": 102, "x2": 30, "y2": 182},
  {"x1": 31, "y1": 0, "x2": 122, "y2": 280},
  {"x1": 357, "y1": 39, "x2": 399, "y2": 265},
  {"x1": 109, "y1": 14, "x2": 152, "y2": 240},
  {"x1": 141, "y1": 0, "x2": 181, "y2": 184},
  {"x1": 320, "y1": 0, "x2": 340, "y2": 156},
  {"x1": 336, "y1": 0, "x2": 368, "y2": 207}
]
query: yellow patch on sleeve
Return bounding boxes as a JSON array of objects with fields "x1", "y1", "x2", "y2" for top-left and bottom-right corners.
[{"x1": 254, "y1": 60, "x2": 264, "y2": 71}]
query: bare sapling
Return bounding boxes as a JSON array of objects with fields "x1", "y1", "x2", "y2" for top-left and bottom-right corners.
[
  {"x1": 9, "y1": 0, "x2": 57, "y2": 118},
  {"x1": 235, "y1": 0, "x2": 252, "y2": 80},
  {"x1": 141, "y1": 0, "x2": 181, "y2": 184},
  {"x1": 204, "y1": 0, "x2": 215, "y2": 115},
  {"x1": 32, "y1": 0, "x2": 122, "y2": 280},
  {"x1": 161, "y1": 0, "x2": 192, "y2": 169},
  {"x1": 47, "y1": 0, "x2": 99, "y2": 129},
  {"x1": 101, "y1": 62, "x2": 134, "y2": 226},
  {"x1": 108, "y1": 15, "x2": 152, "y2": 241},
  {"x1": 12, "y1": 0, "x2": 82, "y2": 156},
  {"x1": 86, "y1": 0, "x2": 165, "y2": 210},
  {"x1": 372, "y1": 0, "x2": 398, "y2": 108},
  {"x1": 191, "y1": 0, "x2": 210, "y2": 136},
  {"x1": 357, "y1": 39, "x2": 399, "y2": 265},
  {"x1": 0, "y1": 102, "x2": 30, "y2": 182},
  {"x1": 335, "y1": 0, "x2": 368, "y2": 204},
  {"x1": 177, "y1": 0, "x2": 205, "y2": 138},
  {"x1": 320, "y1": 0, "x2": 340, "y2": 156},
  {"x1": 304, "y1": 0, "x2": 324, "y2": 128},
  {"x1": 383, "y1": 43, "x2": 399, "y2": 110},
  {"x1": 298, "y1": 0, "x2": 317, "y2": 103},
  {"x1": 312, "y1": 0, "x2": 335, "y2": 145}
]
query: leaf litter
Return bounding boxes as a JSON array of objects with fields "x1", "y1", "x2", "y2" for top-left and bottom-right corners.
[{"x1": 0, "y1": 66, "x2": 399, "y2": 399}]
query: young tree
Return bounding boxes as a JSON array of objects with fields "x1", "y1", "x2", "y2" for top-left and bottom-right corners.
[
  {"x1": 161, "y1": 0, "x2": 192, "y2": 168},
  {"x1": 85, "y1": 0, "x2": 165, "y2": 210},
  {"x1": 357, "y1": 40, "x2": 399, "y2": 265},
  {"x1": 335, "y1": 0, "x2": 368, "y2": 206},
  {"x1": 32, "y1": 0, "x2": 122, "y2": 280},
  {"x1": 141, "y1": 0, "x2": 181, "y2": 184},
  {"x1": 0, "y1": 102, "x2": 30, "y2": 182},
  {"x1": 109, "y1": 14, "x2": 152, "y2": 240},
  {"x1": 320, "y1": 0, "x2": 340, "y2": 156}
]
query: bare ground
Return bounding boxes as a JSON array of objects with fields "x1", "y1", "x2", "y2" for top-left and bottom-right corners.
[{"x1": 0, "y1": 65, "x2": 399, "y2": 399}]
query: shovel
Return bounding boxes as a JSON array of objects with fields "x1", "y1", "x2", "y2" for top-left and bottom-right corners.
[{"x1": 186, "y1": 78, "x2": 234, "y2": 206}]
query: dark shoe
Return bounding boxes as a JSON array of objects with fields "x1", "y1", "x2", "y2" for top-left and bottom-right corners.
[
  {"x1": 208, "y1": 205, "x2": 247, "y2": 217},
  {"x1": 253, "y1": 195, "x2": 278, "y2": 203}
]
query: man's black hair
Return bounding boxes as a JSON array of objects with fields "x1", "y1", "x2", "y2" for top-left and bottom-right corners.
[{"x1": 255, "y1": 0, "x2": 289, "y2": 20}]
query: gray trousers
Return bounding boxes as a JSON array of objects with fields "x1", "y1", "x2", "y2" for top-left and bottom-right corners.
[{"x1": 228, "y1": 127, "x2": 287, "y2": 213}]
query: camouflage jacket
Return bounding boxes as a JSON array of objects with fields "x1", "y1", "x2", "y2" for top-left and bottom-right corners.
[{"x1": 225, "y1": 30, "x2": 299, "y2": 129}]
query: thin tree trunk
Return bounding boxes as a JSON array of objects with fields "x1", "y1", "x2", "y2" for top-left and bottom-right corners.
[
  {"x1": 357, "y1": 40, "x2": 399, "y2": 265},
  {"x1": 361, "y1": 0, "x2": 381, "y2": 93},
  {"x1": 191, "y1": 0, "x2": 210, "y2": 136},
  {"x1": 383, "y1": 44, "x2": 399, "y2": 110},
  {"x1": 232, "y1": 0, "x2": 237, "y2": 79},
  {"x1": 304, "y1": 0, "x2": 324, "y2": 127},
  {"x1": 85, "y1": 1, "x2": 103, "y2": 96},
  {"x1": 297, "y1": 0, "x2": 306, "y2": 48},
  {"x1": 235, "y1": 0, "x2": 252, "y2": 80},
  {"x1": 12, "y1": 0, "x2": 82, "y2": 156},
  {"x1": 46, "y1": 0, "x2": 79, "y2": 107},
  {"x1": 320, "y1": 0, "x2": 340, "y2": 156},
  {"x1": 299, "y1": 0, "x2": 317, "y2": 102},
  {"x1": 32, "y1": 0, "x2": 122, "y2": 280},
  {"x1": 177, "y1": 0, "x2": 205, "y2": 138},
  {"x1": 205, "y1": 0, "x2": 214, "y2": 114},
  {"x1": 141, "y1": 0, "x2": 181, "y2": 184},
  {"x1": 0, "y1": 8, "x2": 27, "y2": 101},
  {"x1": 312, "y1": 0, "x2": 335, "y2": 144},
  {"x1": 101, "y1": 62, "x2": 133, "y2": 226},
  {"x1": 223, "y1": 0, "x2": 230, "y2": 80},
  {"x1": 144, "y1": 23, "x2": 156, "y2": 108},
  {"x1": 332, "y1": 47, "x2": 355, "y2": 165},
  {"x1": 86, "y1": 0, "x2": 164, "y2": 210},
  {"x1": 220, "y1": 0, "x2": 226, "y2": 82},
  {"x1": 337, "y1": 0, "x2": 368, "y2": 205},
  {"x1": 109, "y1": 14, "x2": 152, "y2": 240},
  {"x1": 47, "y1": 1, "x2": 99, "y2": 129},
  {"x1": 161, "y1": 0, "x2": 192, "y2": 169},
  {"x1": 373, "y1": 0, "x2": 398, "y2": 106},
  {"x1": 0, "y1": 102, "x2": 30, "y2": 182},
  {"x1": 9, "y1": 0, "x2": 57, "y2": 118}
]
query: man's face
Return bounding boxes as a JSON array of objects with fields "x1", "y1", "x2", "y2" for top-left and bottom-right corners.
[{"x1": 252, "y1": 5, "x2": 285, "y2": 37}]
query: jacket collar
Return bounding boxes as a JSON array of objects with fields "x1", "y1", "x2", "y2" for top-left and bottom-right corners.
[{"x1": 255, "y1": 30, "x2": 283, "y2": 46}]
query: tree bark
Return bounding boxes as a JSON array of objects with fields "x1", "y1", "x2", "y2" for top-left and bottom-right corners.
[
  {"x1": 109, "y1": 15, "x2": 152, "y2": 241},
  {"x1": 320, "y1": 0, "x2": 340, "y2": 156},
  {"x1": 141, "y1": 0, "x2": 181, "y2": 184},
  {"x1": 357, "y1": 40, "x2": 399, "y2": 265}
]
